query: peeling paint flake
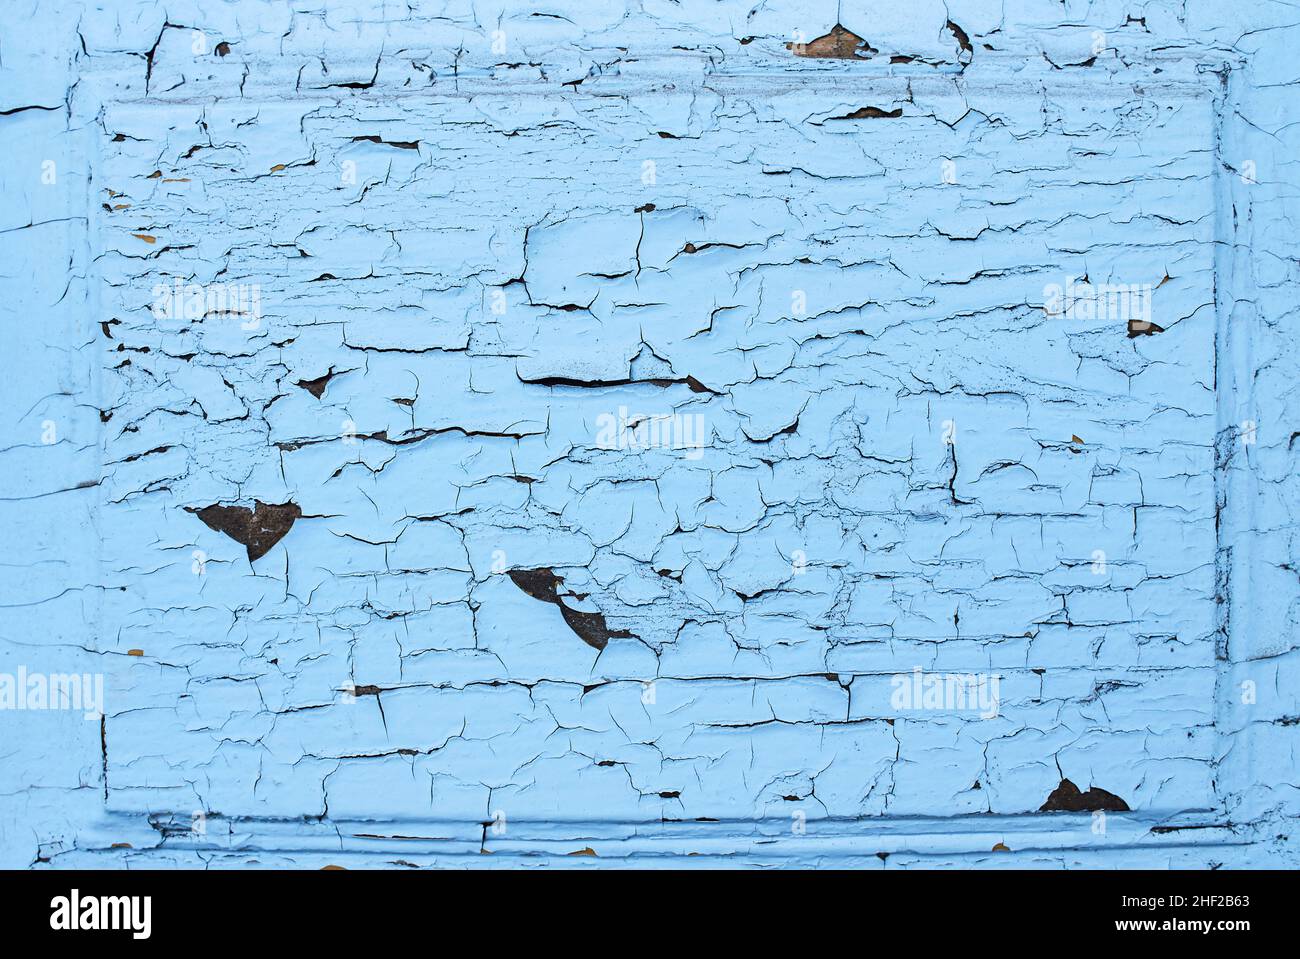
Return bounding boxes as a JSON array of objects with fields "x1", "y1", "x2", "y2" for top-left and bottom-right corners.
[{"x1": 188, "y1": 501, "x2": 302, "y2": 563}]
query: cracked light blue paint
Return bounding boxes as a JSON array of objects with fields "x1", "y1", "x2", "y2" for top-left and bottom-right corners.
[{"x1": 0, "y1": 0, "x2": 1296, "y2": 869}]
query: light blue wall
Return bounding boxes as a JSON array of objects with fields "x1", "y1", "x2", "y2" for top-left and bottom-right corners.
[{"x1": 1, "y1": 0, "x2": 1296, "y2": 867}]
